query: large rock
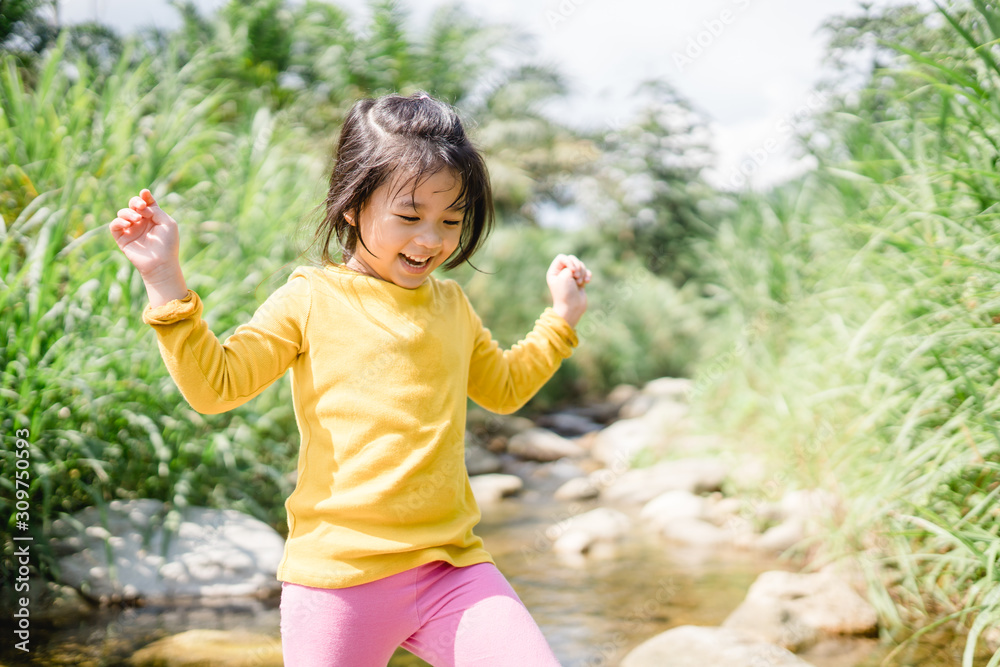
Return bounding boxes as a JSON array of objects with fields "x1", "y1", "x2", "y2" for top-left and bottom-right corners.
[
  {"x1": 469, "y1": 473, "x2": 523, "y2": 505},
  {"x1": 723, "y1": 571, "x2": 878, "y2": 651},
  {"x1": 130, "y1": 629, "x2": 282, "y2": 667},
  {"x1": 551, "y1": 508, "x2": 631, "y2": 556},
  {"x1": 592, "y1": 398, "x2": 690, "y2": 466},
  {"x1": 601, "y1": 458, "x2": 728, "y2": 505},
  {"x1": 621, "y1": 625, "x2": 815, "y2": 667},
  {"x1": 507, "y1": 428, "x2": 585, "y2": 462},
  {"x1": 52, "y1": 499, "x2": 284, "y2": 604}
]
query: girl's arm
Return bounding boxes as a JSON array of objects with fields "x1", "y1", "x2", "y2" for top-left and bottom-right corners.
[
  {"x1": 110, "y1": 189, "x2": 309, "y2": 415},
  {"x1": 466, "y1": 255, "x2": 591, "y2": 414}
]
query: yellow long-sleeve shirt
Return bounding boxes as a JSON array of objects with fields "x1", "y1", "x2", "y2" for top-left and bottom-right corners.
[{"x1": 141, "y1": 262, "x2": 578, "y2": 589}]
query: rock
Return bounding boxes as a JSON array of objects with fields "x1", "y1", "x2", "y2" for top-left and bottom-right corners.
[
  {"x1": 551, "y1": 508, "x2": 631, "y2": 555},
  {"x1": 640, "y1": 490, "x2": 706, "y2": 527},
  {"x1": 469, "y1": 474, "x2": 523, "y2": 505},
  {"x1": 52, "y1": 499, "x2": 285, "y2": 604},
  {"x1": 606, "y1": 383, "x2": 640, "y2": 408},
  {"x1": 621, "y1": 625, "x2": 816, "y2": 667},
  {"x1": 507, "y1": 428, "x2": 585, "y2": 462},
  {"x1": 642, "y1": 377, "x2": 694, "y2": 401},
  {"x1": 534, "y1": 412, "x2": 603, "y2": 437},
  {"x1": 985, "y1": 625, "x2": 1000, "y2": 653},
  {"x1": 531, "y1": 459, "x2": 589, "y2": 481},
  {"x1": 592, "y1": 398, "x2": 690, "y2": 466},
  {"x1": 601, "y1": 458, "x2": 728, "y2": 505},
  {"x1": 464, "y1": 437, "x2": 502, "y2": 475},
  {"x1": 722, "y1": 570, "x2": 878, "y2": 651},
  {"x1": 779, "y1": 489, "x2": 838, "y2": 522},
  {"x1": 756, "y1": 517, "x2": 806, "y2": 553},
  {"x1": 659, "y1": 518, "x2": 733, "y2": 548},
  {"x1": 27, "y1": 579, "x2": 92, "y2": 623},
  {"x1": 703, "y1": 496, "x2": 745, "y2": 524},
  {"x1": 130, "y1": 629, "x2": 282, "y2": 667},
  {"x1": 616, "y1": 378, "x2": 692, "y2": 421},
  {"x1": 554, "y1": 476, "x2": 600, "y2": 501},
  {"x1": 466, "y1": 411, "x2": 535, "y2": 439},
  {"x1": 563, "y1": 401, "x2": 622, "y2": 424},
  {"x1": 618, "y1": 393, "x2": 657, "y2": 420}
]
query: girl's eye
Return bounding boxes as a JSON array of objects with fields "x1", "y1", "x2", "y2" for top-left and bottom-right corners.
[
  {"x1": 398, "y1": 215, "x2": 419, "y2": 222},
  {"x1": 444, "y1": 220, "x2": 462, "y2": 227}
]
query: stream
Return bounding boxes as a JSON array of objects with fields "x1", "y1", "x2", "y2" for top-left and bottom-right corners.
[{"x1": 0, "y1": 484, "x2": 988, "y2": 666}]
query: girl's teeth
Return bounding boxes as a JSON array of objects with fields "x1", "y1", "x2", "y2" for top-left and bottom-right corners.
[{"x1": 402, "y1": 254, "x2": 429, "y2": 267}]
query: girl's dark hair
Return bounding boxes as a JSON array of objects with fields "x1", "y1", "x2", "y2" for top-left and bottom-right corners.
[{"x1": 316, "y1": 91, "x2": 494, "y2": 271}]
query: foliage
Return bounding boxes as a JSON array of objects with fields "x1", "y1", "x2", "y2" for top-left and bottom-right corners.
[
  {"x1": 573, "y1": 80, "x2": 718, "y2": 285},
  {"x1": 692, "y1": 1, "x2": 1000, "y2": 660}
]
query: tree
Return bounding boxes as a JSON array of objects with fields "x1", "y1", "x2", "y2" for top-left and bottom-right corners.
[{"x1": 574, "y1": 80, "x2": 717, "y2": 285}]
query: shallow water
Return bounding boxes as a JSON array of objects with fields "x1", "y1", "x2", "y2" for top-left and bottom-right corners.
[{"x1": 0, "y1": 491, "x2": 991, "y2": 666}]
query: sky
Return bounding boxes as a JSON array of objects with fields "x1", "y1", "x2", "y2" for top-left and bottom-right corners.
[{"x1": 59, "y1": 0, "x2": 933, "y2": 190}]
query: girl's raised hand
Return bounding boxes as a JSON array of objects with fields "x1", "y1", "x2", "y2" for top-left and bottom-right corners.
[
  {"x1": 109, "y1": 189, "x2": 181, "y2": 279},
  {"x1": 546, "y1": 254, "x2": 591, "y2": 329}
]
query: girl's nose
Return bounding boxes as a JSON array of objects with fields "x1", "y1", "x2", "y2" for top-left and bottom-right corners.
[{"x1": 415, "y1": 230, "x2": 443, "y2": 250}]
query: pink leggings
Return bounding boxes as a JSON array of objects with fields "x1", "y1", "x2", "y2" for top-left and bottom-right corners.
[{"x1": 279, "y1": 561, "x2": 561, "y2": 666}]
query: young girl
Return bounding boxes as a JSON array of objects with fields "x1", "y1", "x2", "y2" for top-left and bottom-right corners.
[{"x1": 109, "y1": 91, "x2": 590, "y2": 666}]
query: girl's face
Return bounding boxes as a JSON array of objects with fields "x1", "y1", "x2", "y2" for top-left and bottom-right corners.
[{"x1": 345, "y1": 168, "x2": 465, "y2": 289}]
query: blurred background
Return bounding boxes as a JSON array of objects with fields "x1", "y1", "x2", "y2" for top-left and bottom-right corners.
[{"x1": 2, "y1": 0, "x2": 999, "y2": 664}]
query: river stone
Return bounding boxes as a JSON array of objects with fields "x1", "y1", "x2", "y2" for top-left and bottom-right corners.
[
  {"x1": 466, "y1": 411, "x2": 535, "y2": 439},
  {"x1": 130, "y1": 629, "x2": 282, "y2": 667},
  {"x1": 52, "y1": 499, "x2": 284, "y2": 604},
  {"x1": 507, "y1": 427, "x2": 585, "y2": 461},
  {"x1": 552, "y1": 507, "x2": 631, "y2": 555},
  {"x1": 779, "y1": 488, "x2": 838, "y2": 522},
  {"x1": 621, "y1": 625, "x2": 815, "y2": 667},
  {"x1": 642, "y1": 377, "x2": 694, "y2": 401},
  {"x1": 469, "y1": 473, "x2": 523, "y2": 505},
  {"x1": 464, "y1": 437, "x2": 502, "y2": 475},
  {"x1": 554, "y1": 476, "x2": 601, "y2": 500},
  {"x1": 592, "y1": 398, "x2": 691, "y2": 466},
  {"x1": 535, "y1": 411, "x2": 604, "y2": 436},
  {"x1": 723, "y1": 570, "x2": 878, "y2": 651},
  {"x1": 756, "y1": 516, "x2": 806, "y2": 553},
  {"x1": 601, "y1": 458, "x2": 728, "y2": 505},
  {"x1": 640, "y1": 490, "x2": 706, "y2": 527}
]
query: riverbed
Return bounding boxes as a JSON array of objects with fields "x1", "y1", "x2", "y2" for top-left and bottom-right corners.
[{"x1": 0, "y1": 491, "x2": 987, "y2": 666}]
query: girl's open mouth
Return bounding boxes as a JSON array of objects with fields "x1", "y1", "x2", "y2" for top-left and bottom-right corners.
[{"x1": 400, "y1": 254, "x2": 431, "y2": 269}]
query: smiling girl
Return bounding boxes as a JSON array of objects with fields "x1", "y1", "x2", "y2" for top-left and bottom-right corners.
[{"x1": 110, "y1": 91, "x2": 590, "y2": 666}]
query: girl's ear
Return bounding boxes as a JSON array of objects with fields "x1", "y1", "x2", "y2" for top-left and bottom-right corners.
[{"x1": 344, "y1": 210, "x2": 355, "y2": 226}]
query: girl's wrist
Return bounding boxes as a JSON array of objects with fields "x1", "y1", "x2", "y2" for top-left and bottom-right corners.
[
  {"x1": 142, "y1": 266, "x2": 189, "y2": 309},
  {"x1": 552, "y1": 303, "x2": 581, "y2": 329}
]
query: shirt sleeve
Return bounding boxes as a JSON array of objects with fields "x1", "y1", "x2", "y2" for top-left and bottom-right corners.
[
  {"x1": 464, "y1": 291, "x2": 579, "y2": 415},
  {"x1": 141, "y1": 274, "x2": 311, "y2": 415}
]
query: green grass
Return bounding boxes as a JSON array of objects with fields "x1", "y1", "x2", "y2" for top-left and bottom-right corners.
[{"x1": 687, "y1": 2, "x2": 1000, "y2": 660}]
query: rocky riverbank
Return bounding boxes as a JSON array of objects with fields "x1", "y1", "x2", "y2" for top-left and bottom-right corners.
[{"x1": 35, "y1": 377, "x2": 904, "y2": 666}]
